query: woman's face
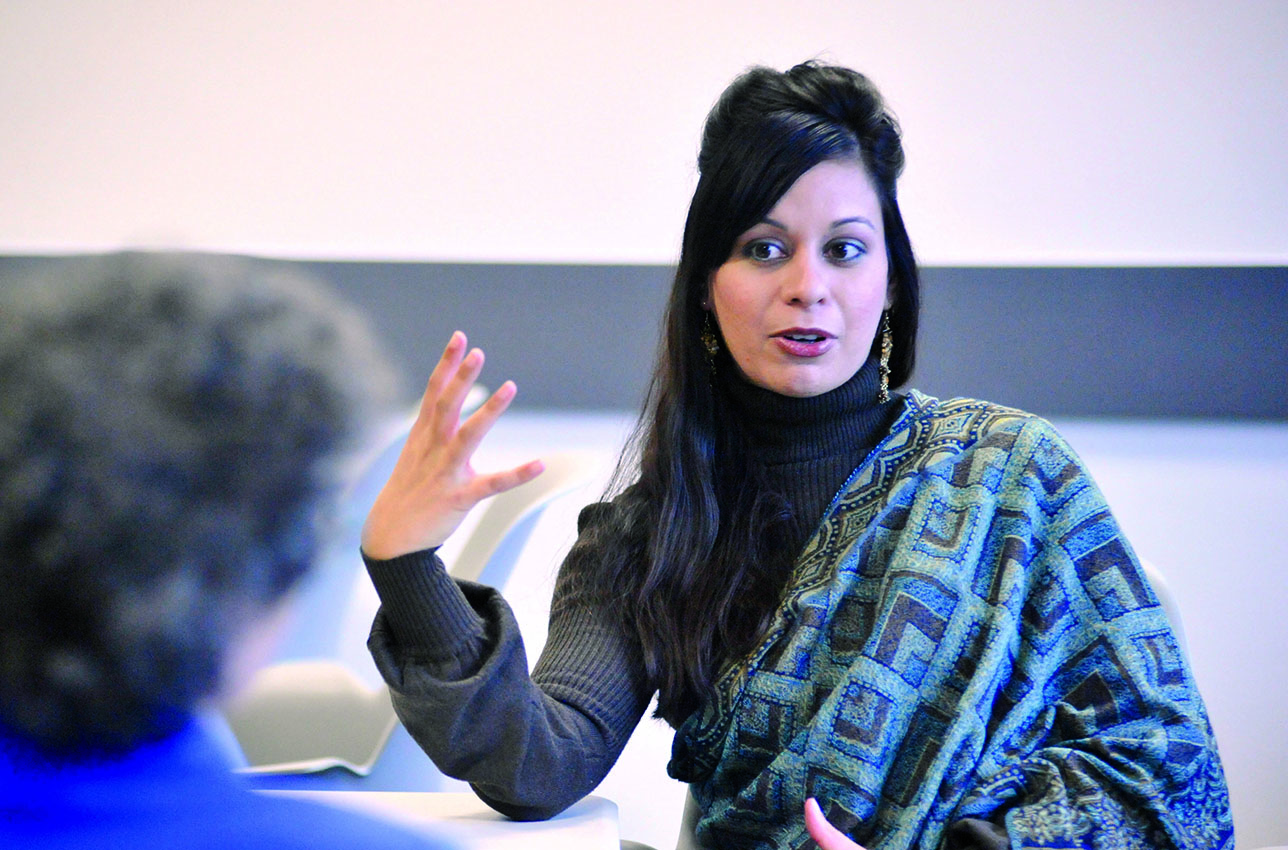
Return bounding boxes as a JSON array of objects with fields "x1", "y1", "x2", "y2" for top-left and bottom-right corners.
[{"x1": 708, "y1": 159, "x2": 892, "y2": 398}]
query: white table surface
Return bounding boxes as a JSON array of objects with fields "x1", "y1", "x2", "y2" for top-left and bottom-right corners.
[{"x1": 261, "y1": 790, "x2": 621, "y2": 849}]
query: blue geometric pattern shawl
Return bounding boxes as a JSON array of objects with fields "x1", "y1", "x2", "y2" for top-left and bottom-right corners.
[{"x1": 669, "y1": 393, "x2": 1233, "y2": 850}]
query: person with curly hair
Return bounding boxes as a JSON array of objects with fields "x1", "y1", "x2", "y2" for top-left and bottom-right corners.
[{"x1": 0, "y1": 253, "x2": 449, "y2": 849}]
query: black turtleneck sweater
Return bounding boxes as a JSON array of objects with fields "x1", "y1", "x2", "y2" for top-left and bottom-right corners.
[{"x1": 722, "y1": 355, "x2": 903, "y2": 561}]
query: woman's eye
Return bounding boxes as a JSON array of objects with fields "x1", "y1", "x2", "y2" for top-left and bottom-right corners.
[
  {"x1": 825, "y1": 239, "x2": 866, "y2": 262},
  {"x1": 743, "y1": 240, "x2": 786, "y2": 262}
]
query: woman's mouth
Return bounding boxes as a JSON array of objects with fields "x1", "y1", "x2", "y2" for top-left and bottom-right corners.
[{"x1": 773, "y1": 329, "x2": 834, "y2": 357}]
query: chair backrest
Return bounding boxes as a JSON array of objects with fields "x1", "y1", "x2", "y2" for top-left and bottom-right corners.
[
  {"x1": 268, "y1": 408, "x2": 417, "y2": 662},
  {"x1": 229, "y1": 448, "x2": 602, "y2": 789},
  {"x1": 223, "y1": 659, "x2": 398, "y2": 776},
  {"x1": 676, "y1": 790, "x2": 702, "y2": 850},
  {"x1": 1140, "y1": 558, "x2": 1190, "y2": 662},
  {"x1": 448, "y1": 450, "x2": 599, "y2": 584},
  {"x1": 334, "y1": 447, "x2": 600, "y2": 685},
  {"x1": 270, "y1": 388, "x2": 488, "y2": 662}
]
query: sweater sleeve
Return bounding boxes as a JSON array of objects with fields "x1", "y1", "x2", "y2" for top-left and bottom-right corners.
[{"x1": 363, "y1": 503, "x2": 656, "y2": 821}]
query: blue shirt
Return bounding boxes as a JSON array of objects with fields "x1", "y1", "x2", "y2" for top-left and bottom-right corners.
[{"x1": 0, "y1": 719, "x2": 449, "y2": 850}]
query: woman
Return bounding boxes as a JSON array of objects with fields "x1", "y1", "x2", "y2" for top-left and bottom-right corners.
[{"x1": 361, "y1": 63, "x2": 1233, "y2": 849}]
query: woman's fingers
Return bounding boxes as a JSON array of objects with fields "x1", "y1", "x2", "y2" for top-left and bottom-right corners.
[
  {"x1": 417, "y1": 331, "x2": 486, "y2": 434},
  {"x1": 420, "y1": 331, "x2": 468, "y2": 420},
  {"x1": 453, "y1": 383, "x2": 544, "y2": 498},
  {"x1": 804, "y1": 798, "x2": 866, "y2": 850},
  {"x1": 361, "y1": 332, "x2": 543, "y2": 560},
  {"x1": 472, "y1": 459, "x2": 546, "y2": 500},
  {"x1": 452, "y1": 380, "x2": 518, "y2": 462},
  {"x1": 429, "y1": 346, "x2": 486, "y2": 444}
]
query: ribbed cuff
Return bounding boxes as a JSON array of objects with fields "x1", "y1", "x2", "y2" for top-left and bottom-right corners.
[{"x1": 362, "y1": 548, "x2": 486, "y2": 656}]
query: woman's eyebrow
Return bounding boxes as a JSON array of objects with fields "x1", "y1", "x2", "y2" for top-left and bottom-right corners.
[{"x1": 754, "y1": 215, "x2": 877, "y2": 231}]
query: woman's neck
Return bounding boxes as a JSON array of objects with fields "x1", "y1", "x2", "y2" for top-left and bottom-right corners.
[
  {"x1": 721, "y1": 356, "x2": 902, "y2": 555},
  {"x1": 723, "y1": 356, "x2": 897, "y2": 468}
]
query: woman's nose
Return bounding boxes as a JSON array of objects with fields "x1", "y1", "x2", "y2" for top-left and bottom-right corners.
[{"x1": 782, "y1": 254, "x2": 828, "y2": 306}]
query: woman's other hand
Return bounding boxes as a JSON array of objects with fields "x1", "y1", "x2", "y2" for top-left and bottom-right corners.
[
  {"x1": 360, "y1": 331, "x2": 544, "y2": 560},
  {"x1": 804, "y1": 798, "x2": 868, "y2": 850}
]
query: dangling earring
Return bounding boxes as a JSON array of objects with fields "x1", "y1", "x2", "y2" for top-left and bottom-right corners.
[
  {"x1": 701, "y1": 313, "x2": 720, "y2": 369},
  {"x1": 878, "y1": 312, "x2": 893, "y2": 403}
]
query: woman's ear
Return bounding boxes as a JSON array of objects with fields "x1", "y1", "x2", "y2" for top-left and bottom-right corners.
[{"x1": 884, "y1": 278, "x2": 897, "y2": 310}]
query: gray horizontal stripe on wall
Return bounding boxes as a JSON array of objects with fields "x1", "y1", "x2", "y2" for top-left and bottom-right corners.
[{"x1": 3, "y1": 257, "x2": 1284, "y2": 419}]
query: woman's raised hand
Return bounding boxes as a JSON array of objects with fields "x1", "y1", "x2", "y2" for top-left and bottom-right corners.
[
  {"x1": 804, "y1": 798, "x2": 868, "y2": 850},
  {"x1": 360, "y1": 332, "x2": 545, "y2": 560}
]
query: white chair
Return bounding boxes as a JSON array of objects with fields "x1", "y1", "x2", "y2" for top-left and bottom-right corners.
[
  {"x1": 675, "y1": 792, "x2": 701, "y2": 850},
  {"x1": 224, "y1": 448, "x2": 601, "y2": 791},
  {"x1": 1140, "y1": 558, "x2": 1189, "y2": 663},
  {"x1": 448, "y1": 450, "x2": 600, "y2": 584},
  {"x1": 223, "y1": 660, "x2": 397, "y2": 777},
  {"x1": 271, "y1": 387, "x2": 487, "y2": 663}
]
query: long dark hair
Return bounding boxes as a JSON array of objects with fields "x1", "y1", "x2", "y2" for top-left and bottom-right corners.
[{"x1": 581, "y1": 63, "x2": 920, "y2": 725}]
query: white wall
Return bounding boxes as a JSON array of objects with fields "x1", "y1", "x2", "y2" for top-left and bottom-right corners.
[{"x1": 1, "y1": 0, "x2": 1286, "y2": 265}]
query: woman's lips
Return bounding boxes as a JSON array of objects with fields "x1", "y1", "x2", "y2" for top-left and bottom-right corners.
[{"x1": 772, "y1": 329, "x2": 834, "y2": 358}]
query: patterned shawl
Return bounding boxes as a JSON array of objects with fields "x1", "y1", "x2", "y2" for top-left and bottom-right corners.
[{"x1": 669, "y1": 393, "x2": 1233, "y2": 850}]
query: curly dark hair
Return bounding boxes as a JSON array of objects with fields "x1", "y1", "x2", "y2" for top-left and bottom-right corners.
[{"x1": 0, "y1": 252, "x2": 394, "y2": 760}]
